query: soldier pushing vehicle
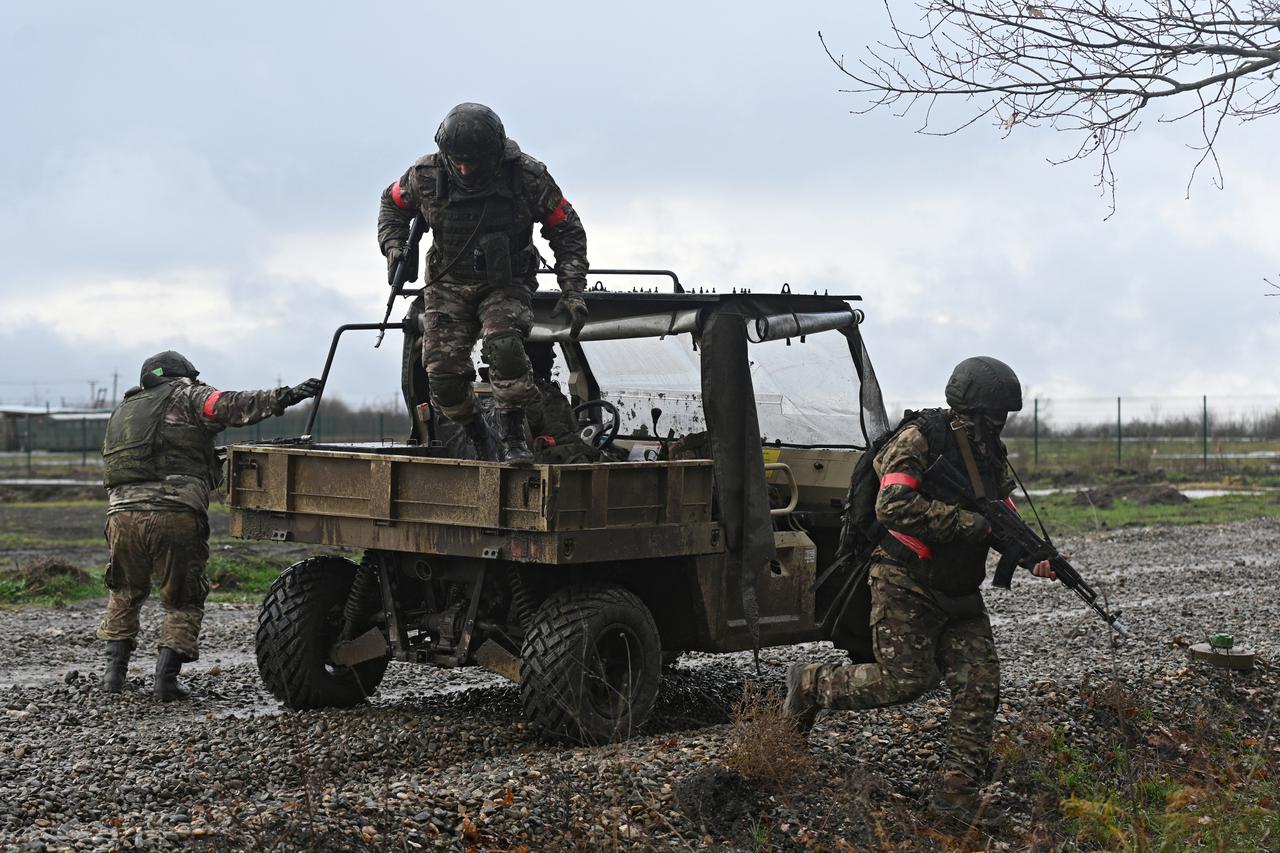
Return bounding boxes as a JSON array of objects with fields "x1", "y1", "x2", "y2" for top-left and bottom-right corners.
[
  {"x1": 97, "y1": 351, "x2": 320, "y2": 701},
  {"x1": 377, "y1": 102, "x2": 589, "y2": 462}
]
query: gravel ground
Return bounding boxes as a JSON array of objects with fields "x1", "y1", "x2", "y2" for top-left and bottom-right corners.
[{"x1": 1, "y1": 518, "x2": 1277, "y2": 851}]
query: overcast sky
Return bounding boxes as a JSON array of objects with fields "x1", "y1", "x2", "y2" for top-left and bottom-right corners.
[{"x1": 2, "y1": 1, "x2": 1277, "y2": 414}]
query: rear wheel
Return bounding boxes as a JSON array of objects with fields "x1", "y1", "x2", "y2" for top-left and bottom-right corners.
[
  {"x1": 256, "y1": 556, "x2": 389, "y2": 709},
  {"x1": 520, "y1": 584, "x2": 661, "y2": 744}
]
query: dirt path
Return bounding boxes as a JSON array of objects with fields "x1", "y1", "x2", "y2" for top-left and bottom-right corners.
[{"x1": 0, "y1": 519, "x2": 1277, "y2": 850}]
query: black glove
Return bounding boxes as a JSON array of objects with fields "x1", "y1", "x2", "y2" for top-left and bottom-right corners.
[
  {"x1": 280, "y1": 378, "x2": 322, "y2": 408},
  {"x1": 964, "y1": 514, "x2": 992, "y2": 543},
  {"x1": 552, "y1": 290, "x2": 588, "y2": 339},
  {"x1": 385, "y1": 245, "x2": 404, "y2": 287}
]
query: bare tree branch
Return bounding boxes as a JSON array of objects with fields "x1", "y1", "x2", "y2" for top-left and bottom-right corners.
[{"x1": 823, "y1": 1, "x2": 1280, "y2": 214}]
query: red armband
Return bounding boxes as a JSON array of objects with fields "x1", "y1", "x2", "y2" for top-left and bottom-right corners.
[
  {"x1": 544, "y1": 197, "x2": 569, "y2": 228},
  {"x1": 887, "y1": 530, "x2": 933, "y2": 560},
  {"x1": 880, "y1": 472, "x2": 920, "y2": 490},
  {"x1": 389, "y1": 181, "x2": 408, "y2": 210},
  {"x1": 201, "y1": 391, "x2": 224, "y2": 420}
]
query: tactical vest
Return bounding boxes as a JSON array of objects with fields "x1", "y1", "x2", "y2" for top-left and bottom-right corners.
[
  {"x1": 881, "y1": 408, "x2": 1008, "y2": 596},
  {"x1": 416, "y1": 149, "x2": 539, "y2": 286},
  {"x1": 102, "y1": 382, "x2": 220, "y2": 489}
]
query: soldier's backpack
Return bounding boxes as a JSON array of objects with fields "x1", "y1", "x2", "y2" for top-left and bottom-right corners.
[
  {"x1": 837, "y1": 408, "x2": 941, "y2": 566},
  {"x1": 823, "y1": 409, "x2": 944, "y2": 660}
]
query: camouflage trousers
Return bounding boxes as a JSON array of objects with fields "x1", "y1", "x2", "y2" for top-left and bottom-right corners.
[
  {"x1": 808, "y1": 572, "x2": 1000, "y2": 786},
  {"x1": 96, "y1": 511, "x2": 210, "y2": 662},
  {"x1": 418, "y1": 280, "x2": 539, "y2": 421}
]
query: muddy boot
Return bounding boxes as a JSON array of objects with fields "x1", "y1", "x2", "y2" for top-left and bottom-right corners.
[
  {"x1": 101, "y1": 640, "x2": 131, "y2": 693},
  {"x1": 928, "y1": 771, "x2": 1001, "y2": 831},
  {"x1": 782, "y1": 662, "x2": 822, "y2": 736},
  {"x1": 498, "y1": 410, "x2": 533, "y2": 463},
  {"x1": 463, "y1": 416, "x2": 499, "y2": 462},
  {"x1": 154, "y1": 647, "x2": 191, "y2": 702}
]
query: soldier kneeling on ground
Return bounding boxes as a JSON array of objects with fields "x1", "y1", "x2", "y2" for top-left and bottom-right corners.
[
  {"x1": 97, "y1": 352, "x2": 320, "y2": 701},
  {"x1": 783, "y1": 356, "x2": 1057, "y2": 827}
]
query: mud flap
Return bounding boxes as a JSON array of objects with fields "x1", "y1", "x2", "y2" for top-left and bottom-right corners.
[
  {"x1": 475, "y1": 639, "x2": 522, "y2": 683},
  {"x1": 330, "y1": 627, "x2": 389, "y2": 667}
]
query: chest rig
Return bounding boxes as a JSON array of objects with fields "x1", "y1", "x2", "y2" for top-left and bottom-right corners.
[
  {"x1": 417, "y1": 154, "x2": 539, "y2": 286},
  {"x1": 882, "y1": 408, "x2": 1008, "y2": 596}
]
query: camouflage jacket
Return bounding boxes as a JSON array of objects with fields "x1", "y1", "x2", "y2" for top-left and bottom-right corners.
[
  {"x1": 107, "y1": 378, "x2": 289, "y2": 518},
  {"x1": 377, "y1": 140, "x2": 588, "y2": 294},
  {"x1": 870, "y1": 411, "x2": 1015, "y2": 593}
]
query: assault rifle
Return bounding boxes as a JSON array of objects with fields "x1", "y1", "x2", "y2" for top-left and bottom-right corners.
[
  {"x1": 375, "y1": 216, "x2": 426, "y2": 349},
  {"x1": 924, "y1": 455, "x2": 1132, "y2": 639}
]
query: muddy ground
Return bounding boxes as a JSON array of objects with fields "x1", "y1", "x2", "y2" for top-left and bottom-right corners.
[{"x1": 0, "y1": 510, "x2": 1277, "y2": 850}]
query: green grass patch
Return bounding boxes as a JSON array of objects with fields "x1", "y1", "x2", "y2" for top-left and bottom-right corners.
[
  {"x1": 0, "y1": 553, "x2": 289, "y2": 607},
  {"x1": 0, "y1": 558, "x2": 102, "y2": 606},
  {"x1": 0, "y1": 532, "x2": 105, "y2": 549},
  {"x1": 1055, "y1": 749, "x2": 1280, "y2": 850},
  {"x1": 206, "y1": 554, "x2": 288, "y2": 597},
  {"x1": 1013, "y1": 682, "x2": 1280, "y2": 851},
  {"x1": 1021, "y1": 492, "x2": 1280, "y2": 536}
]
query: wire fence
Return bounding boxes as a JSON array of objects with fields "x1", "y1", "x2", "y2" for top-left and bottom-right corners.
[
  {"x1": 886, "y1": 395, "x2": 1280, "y2": 476},
  {"x1": 3, "y1": 394, "x2": 1279, "y2": 477}
]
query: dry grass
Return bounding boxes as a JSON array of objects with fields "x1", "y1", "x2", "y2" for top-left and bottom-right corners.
[{"x1": 724, "y1": 681, "x2": 816, "y2": 790}]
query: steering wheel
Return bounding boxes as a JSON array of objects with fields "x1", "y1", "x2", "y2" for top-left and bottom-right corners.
[{"x1": 571, "y1": 399, "x2": 621, "y2": 449}]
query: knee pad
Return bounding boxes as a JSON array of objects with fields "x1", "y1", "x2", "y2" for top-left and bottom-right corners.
[
  {"x1": 483, "y1": 330, "x2": 531, "y2": 381},
  {"x1": 429, "y1": 372, "x2": 472, "y2": 408}
]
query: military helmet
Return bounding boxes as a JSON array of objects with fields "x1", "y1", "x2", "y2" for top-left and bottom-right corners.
[
  {"x1": 435, "y1": 103, "x2": 506, "y2": 187},
  {"x1": 140, "y1": 351, "x2": 199, "y2": 387},
  {"x1": 945, "y1": 356, "x2": 1022, "y2": 413}
]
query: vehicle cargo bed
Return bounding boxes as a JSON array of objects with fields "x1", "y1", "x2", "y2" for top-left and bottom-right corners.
[{"x1": 226, "y1": 444, "x2": 722, "y2": 564}]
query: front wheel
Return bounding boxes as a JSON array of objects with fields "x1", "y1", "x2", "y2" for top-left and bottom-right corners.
[
  {"x1": 256, "y1": 556, "x2": 389, "y2": 709},
  {"x1": 520, "y1": 584, "x2": 661, "y2": 744}
]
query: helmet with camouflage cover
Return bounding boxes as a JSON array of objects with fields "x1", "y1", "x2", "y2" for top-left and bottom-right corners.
[
  {"x1": 435, "y1": 102, "x2": 507, "y2": 191},
  {"x1": 945, "y1": 356, "x2": 1022, "y2": 414},
  {"x1": 140, "y1": 351, "x2": 199, "y2": 388}
]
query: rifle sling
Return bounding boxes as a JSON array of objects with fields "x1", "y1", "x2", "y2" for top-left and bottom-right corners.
[{"x1": 950, "y1": 418, "x2": 987, "y2": 499}]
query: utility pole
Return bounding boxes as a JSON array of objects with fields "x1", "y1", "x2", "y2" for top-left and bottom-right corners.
[{"x1": 112, "y1": 370, "x2": 118, "y2": 406}]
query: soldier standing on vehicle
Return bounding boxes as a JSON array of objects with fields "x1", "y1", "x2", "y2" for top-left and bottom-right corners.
[
  {"x1": 783, "y1": 356, "x2": 1056, "y2": 826},
  {"x1": 377, "y1": 102, "x2": 589, "y2": 462},
  {"x1": 98, "y1": 352, "x2": 320, "y2": 701}
]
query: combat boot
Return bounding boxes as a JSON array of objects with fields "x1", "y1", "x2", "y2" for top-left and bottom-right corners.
[
  {"x1": 498, "y1": 410, "x2": 534, "y2": 463},
  {"x1": 463, "y1": 416, "x2": 499, "y2": 462},
  {"x1": 928, "y1": 771, "x2": 1002, "y2": 832},
  {"x1": 782, "y1": 662, "x2": 823, "y2": 736},
  {"x1": 101, "y1": 639, "x2": 131, "y2": 693},
  {"x1": 154, "y1": 646, "x2": 191, "y2": 702}
]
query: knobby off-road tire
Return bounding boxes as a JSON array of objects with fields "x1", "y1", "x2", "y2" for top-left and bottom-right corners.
[
  {"x1": 256, "y1": 556, "x2": 389, "y2": 710},
  {"x1": 520, "y1": 584, "x2": 662, "y2": 745}
]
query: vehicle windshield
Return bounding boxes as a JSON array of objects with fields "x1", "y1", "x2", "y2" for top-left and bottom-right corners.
[{"x1": 581, "y1": 333, "x2": 865, "y2": 446}]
